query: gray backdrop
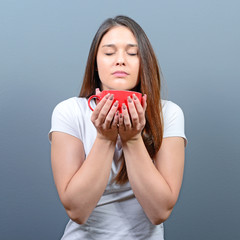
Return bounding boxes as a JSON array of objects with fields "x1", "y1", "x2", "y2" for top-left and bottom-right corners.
[{"x1": 1, "y1": 0, "x2": 239, "y2": 239}]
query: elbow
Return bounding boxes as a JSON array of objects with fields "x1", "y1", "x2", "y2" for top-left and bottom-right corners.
[
  {"x1": 150, "y1": 208, "x2": 173, "y2": 225},
  {"x1": 70, "y1": 216, "x2": 88, "y2": 225},
  {"x1": 150, "y1": 196, "x2": 179, "y2": 225},
  {"x1": 66, "y1": 209, "x2": 89, "y2": 225},
  {"x1": 60, "y1": 195, "x2": 89, "y2": 225}
]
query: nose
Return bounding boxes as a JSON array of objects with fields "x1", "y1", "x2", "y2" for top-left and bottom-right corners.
[{"x1": 115, "y1": 52, "x2": 125, "y2": 66}]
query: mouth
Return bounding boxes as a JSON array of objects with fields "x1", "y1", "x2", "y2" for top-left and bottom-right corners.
[{"x1": 112, "y1": 71, "x2": 129, "y2": 77}]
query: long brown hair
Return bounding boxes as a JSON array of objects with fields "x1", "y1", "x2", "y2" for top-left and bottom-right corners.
[{"x1": 79, "y1": 15, "x2": 163, "y2": 184}]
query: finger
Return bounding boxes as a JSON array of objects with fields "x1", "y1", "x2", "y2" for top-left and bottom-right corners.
[
  {"x1": 96, "y1": 94, "x2": 115, "y2": 125},
  {"x1": 111, "y1": 111, "x2": 119, "y2": 129},
  {"x1": 105, "y1": 101, "x2": 119, "y2": 129},
  {"x1": 91, "y1": 93, "x2": 110, "y2": 122},
  {"x1": 122, "y1": 103, "x2": 132, "y2": 130},
  {"x1": 132, "y1": 94, "x2": 145, "y2": 112},
  {"x1": 119, "y1": 113, "x2": 124, "y2": 130},
  {"x1": 133, "y1": 94, "x2": 147, "y2": 124},
  {"x1": 127, "y1": 96, "x2": 139, "y2": 128},
  {"x1": 142, "y1": 94, "x2": 147, "y2": 112},
  {"x1": 95, "y1": 88, "x2": 101, "y2": 95},
  {"x1": 95, "y1": 88, "x2": 101, "y2": 104}
]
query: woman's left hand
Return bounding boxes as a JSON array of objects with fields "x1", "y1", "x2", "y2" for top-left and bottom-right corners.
[{"x1": 118, "y1": 94, "x2": 147, "y2": 143}]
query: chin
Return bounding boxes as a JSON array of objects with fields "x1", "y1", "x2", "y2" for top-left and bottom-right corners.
[
  {"x1": 116, "y1": 84, "x2": 137, "y2": 91},
  {"x1": 102, "y1": 82, "x2": 139, "y2": 91},
  {"x1": 106, "y1": 86, "x2": 131, "y2": 91},
  {"x1": 116, "y1": 88, "x2": 132, "y2": 91}
]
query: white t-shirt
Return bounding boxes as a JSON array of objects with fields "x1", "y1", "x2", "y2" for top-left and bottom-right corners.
[{"x1": 49, "y1": 97, "x2": 187, "y2": 240}]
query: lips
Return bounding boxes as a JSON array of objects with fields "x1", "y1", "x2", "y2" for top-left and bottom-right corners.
[{"x1": 112, "y1": 71, "x2": 129, "y2": 77}]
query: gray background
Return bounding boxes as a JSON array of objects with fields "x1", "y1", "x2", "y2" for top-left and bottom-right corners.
[{"x1": 1, "y1": 0, "x2": 239, "y2": 239}]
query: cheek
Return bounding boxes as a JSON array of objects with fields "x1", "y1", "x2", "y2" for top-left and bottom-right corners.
[
  {"x1": 96, "y1": 61, "x2": 112, "y2": 84},
  {"x1": 133, "y1": 60, "x2": 140, "y2": 77},
  {"x1": 96, "y1": 59, "x2": 105, "y2": 77},
  {"x1": 97, "y1": 67, "x2": 106, "y2": 81},
  {"x1": 97, "y1": 57, "x2": 110, "y2": 73}
]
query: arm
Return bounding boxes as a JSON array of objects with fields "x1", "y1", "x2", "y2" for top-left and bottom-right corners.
[
  {"x1": 122, "y1": 136, "x2": 185, "y2": 225},
  {"x1": 119, "y1": 95, "x2": 185, "y2": 225},
  {"x1": 51, "y1": 93, "x2": 119, "y2": 224}
]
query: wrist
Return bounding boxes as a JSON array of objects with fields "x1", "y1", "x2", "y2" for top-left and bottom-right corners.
[
  {"x1": 96, "y1": 134, "x2": 117, "y2": 146},
  {"x1": 121, "y1": 134, "x2": 143, "y2": 147}
]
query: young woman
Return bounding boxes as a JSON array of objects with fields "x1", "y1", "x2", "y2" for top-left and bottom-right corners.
[{"x1": 49, "y1": 15, "x2": 187, "y2": 240}]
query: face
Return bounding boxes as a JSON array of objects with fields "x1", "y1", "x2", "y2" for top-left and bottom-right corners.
[{"x1": 96, "y1": 26, "x2": 140, "y2": 91}]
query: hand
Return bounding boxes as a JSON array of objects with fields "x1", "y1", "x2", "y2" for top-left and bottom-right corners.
[
  {"x1": 91, "y1": 89, "x2": 119, "y2": 142},
  {"x1": 118, "y1": 94, "x2": 147, "y2": 143}
]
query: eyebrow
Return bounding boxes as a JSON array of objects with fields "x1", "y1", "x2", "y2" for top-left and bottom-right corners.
[{"x1": 102, "y1": 44, "x2": 138, "y2": 48}]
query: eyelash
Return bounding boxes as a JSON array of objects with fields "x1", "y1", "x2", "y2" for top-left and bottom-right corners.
[{"x1": 105, "y1": 53, "x2": 137, "y2": 56}]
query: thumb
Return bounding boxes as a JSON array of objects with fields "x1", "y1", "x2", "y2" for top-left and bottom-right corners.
[{"x1": 95, "y1": 88, "x2": 101, "y2": 96}]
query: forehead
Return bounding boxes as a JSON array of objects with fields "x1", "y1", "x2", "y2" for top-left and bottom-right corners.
[{"x1": 100, "y1": 26, "x2": 137, "y2": 45}]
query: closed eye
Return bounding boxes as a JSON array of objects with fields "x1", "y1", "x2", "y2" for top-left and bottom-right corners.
[{"x1": 128, "y1": 53, "x2": 137, "y2": 56}]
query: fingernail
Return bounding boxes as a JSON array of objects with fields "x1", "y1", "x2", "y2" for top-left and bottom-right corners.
[
  {"x1": 122, "y1": 103, "x2": 127, "y2": 110},
  {"x1": 105, "y1": 93, "x2": 110, "y2": 99},
  {"x1": 133, "y1": 94, "x2": 137, "y2": 100},
  {"x1": 116, "y1": 111, "x2": 119, "y2": 116},
  {"x1": 120, "y1": 113, "x2": 123, "y2": 118},
  {"x1": 128, "y1": 96, "x2": 132, "y2": 103},
  {"x1": 114, "y1": 101, "x2": 119, "y2": 107},
  {"x1": 109, "y1": 94, "x2": 114, "y2": 100}
]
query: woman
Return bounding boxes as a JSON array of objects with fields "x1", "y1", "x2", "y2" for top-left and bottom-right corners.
[{"x1": 49, "y1": 15, "x2": 187, "y2": 240}]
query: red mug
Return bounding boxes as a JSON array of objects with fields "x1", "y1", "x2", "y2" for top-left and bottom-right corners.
[{"x1": 88, "y1": 90, "x2": 142, "y2": 113}]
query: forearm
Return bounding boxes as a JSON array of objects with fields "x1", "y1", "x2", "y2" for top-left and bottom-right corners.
[
  {"x1": 63, "y1": 137, "x2": 116, "y2": 224},
  {"x1": 122, "y1": 138, "x2": 175, "y2": 224}
]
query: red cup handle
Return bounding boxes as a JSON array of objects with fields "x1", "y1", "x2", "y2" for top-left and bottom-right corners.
[{"x1": 88, "y1": 95, "x2": 101, "y2": 111}]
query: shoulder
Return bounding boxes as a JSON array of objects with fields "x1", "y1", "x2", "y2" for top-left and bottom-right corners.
[
  {"x1": 49, "y1": 97, "x2": 89, "y2": 142},
  {"x1": 52, "y1": 97, "x2": 88, "y2": 115},
  {"x1": 161, "y1": 99, "x2": 187, "y2": 144},
  {"x1": 161, "y1": 99, "x2": 184, "y2": 121},
  {"x1": 50, "y1": 96, "x2": 90, "y2": 126},
  {"x1": 53, "y1": 97, "x2": 86, "y2": 110}
]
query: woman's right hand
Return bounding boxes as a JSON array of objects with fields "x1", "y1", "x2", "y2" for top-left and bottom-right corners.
[{"x1": 91, "y1": 89, "x2": 119, "y2": 142}]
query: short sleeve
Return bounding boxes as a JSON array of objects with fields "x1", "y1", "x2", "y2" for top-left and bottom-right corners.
[
  {"x1": 162, "y1": 100, "x2": 187, "y2": 146},
  {"x1": 48, "y1": 98, "x2": 82, "y2": 143}
]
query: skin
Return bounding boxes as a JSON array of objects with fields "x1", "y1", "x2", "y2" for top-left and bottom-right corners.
[
  {"x1": 50, "y1": 26, "x2": 185, "y2": 225},
  {"x1": 96, "y1": 26, "x2": 140, "y2": 91}
]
